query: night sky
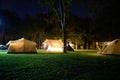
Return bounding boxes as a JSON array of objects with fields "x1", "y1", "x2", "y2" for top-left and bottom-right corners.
[{"x1": 0, "y1": 0, "x2": 89, "y2": 18}]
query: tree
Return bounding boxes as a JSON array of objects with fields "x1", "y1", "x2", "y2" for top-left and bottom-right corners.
[
  {"x1": 38, "y1": 0, "x2": 72, "y2": 53},
  {"x1": 93, "y1": 0, "x2": 120, "y2": 40},
  {"x1": 73, "y1": 0, "x2": 119, "y2": 48}
]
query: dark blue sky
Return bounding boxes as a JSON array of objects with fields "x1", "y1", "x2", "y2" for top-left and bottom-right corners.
[{"x1": 0, "y1": 0, "x2": 89, "y2": 18}]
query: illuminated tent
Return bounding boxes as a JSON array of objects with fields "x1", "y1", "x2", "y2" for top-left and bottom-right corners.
[
  {"x1": 42, "y1": 39, "x2": 63, "y2": 52},
  {"x1": 7, "y1": 38, "x2": 37, "y2": 53},
  {"x1": 0, "y1": 44, "x2": 7, "y2": 50},
  {"x1": 98, "y1": 39, "x2": 120, "y2": 55}
]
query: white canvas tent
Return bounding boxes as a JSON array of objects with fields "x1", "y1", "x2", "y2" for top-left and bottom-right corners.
[
  {"x1": 6, "y1": 38, "x2": 37, "y2": 53},
  {"x1": 42, "y1": 39, "x2": 63, "y2": 52},
  {"x1": 97, "y1": 39, "x2": 120, "y2": 55}
]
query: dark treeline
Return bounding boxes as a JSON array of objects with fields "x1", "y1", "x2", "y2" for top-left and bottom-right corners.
[{"x1": 0, "y1": 0, "x2": 120, "y2": 49}]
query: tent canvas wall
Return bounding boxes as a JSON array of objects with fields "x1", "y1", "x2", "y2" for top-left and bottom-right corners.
[
  {"x1": 96, "y1": 41, "x2": 111, "y2": 51},
  {"x1": 7, "y1": 38, "x2": 37, "y2": 53},
  {"x1": 98, "y1": 39, "x2": 120, "y2": 55},
  {"x1": 42, "y1": 39, "x2": 63, "y2": 52}
]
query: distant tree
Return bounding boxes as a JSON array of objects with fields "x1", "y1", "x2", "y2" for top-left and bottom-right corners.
[
  {"x1": 38, "y1": 0, "x2": 72, "y2": 53},
  {"x1": 65, "y1": 13, "x2": 82, "y2": 49},
  {"x1": 72, "y1": 0, "x2": 119, "y2": 48},
  {"x1": 93, "y1": 0, "x2": 120, "y2": 41},
  {"x1": 45, "y1": 13, "x2": 62, "y2": 39}
]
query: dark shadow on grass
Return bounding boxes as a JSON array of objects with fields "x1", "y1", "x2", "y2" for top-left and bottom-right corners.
[{"x1": 102, "y1": 54, "x2": 120, "y2": 57}]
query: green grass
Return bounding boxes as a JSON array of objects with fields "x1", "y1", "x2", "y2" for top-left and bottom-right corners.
[{"x1": 0, "y1": 50, "x2": 120, "y2": 80}]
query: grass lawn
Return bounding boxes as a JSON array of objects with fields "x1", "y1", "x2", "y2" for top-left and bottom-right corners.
[{"x1": 0, "y1": 50, "x2": 120, "y2": 80}]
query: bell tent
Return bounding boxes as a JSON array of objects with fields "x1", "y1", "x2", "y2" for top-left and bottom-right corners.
[
  {"x1": 7, "y1": 38, "x2": 37, "y2": 53},
  {"x1": 97, "y1": 39, "x2": 120, "y2": 55},
  {"x1": 42, "y1": 39, "x2": 63, "y2": 52}
]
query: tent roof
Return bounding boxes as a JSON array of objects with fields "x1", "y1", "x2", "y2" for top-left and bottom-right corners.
[
  {"x1": 43, "y1": 39, "x2": 63, "y2": 48},
  {"x1": 6, "y1": 38, "x2": 36, "y2": 46}
]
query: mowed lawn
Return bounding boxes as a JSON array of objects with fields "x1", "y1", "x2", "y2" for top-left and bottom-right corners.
[{"x1": 0, "y1": 50, "x2": 120, "y2": 80}]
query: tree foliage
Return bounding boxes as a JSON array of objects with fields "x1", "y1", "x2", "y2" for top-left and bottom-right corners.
[{"x1": 0, "y1": 0, "x2": 119, "y2": 49}]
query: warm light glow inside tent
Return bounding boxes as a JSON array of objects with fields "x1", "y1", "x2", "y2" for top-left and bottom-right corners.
[{"x1": 42, "y1": 39, "x2": 63, "y2": 52}]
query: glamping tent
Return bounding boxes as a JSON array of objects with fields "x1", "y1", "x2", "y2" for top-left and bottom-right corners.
[
  {"x1": 0, "y1": 44, "x2": 7, "y2": 50},
  {"x1": 97, "y1": 39, "x2": 120, "y2": 55},
  {"x1": 42, "y1": 39, "x2": 63, "y2": 52},
  {"x1": 6, "y1": 38, "x2": 37, "y2": 53}
]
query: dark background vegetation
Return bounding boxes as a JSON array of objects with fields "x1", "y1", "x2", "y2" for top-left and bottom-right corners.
[{"x1": 0, "y1": 0, "x2": 120, "y2": 49}]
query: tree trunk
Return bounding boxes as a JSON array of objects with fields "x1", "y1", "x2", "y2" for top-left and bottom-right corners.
[
  {"x1": 38, "y1": 34, "x2": 41, "y2": 49},
  {"x1": 92, "y1": 40, "x2": 96, "y2": 49},
  {"x1": 32, "y1": 31, "x2": 38, "y2": 41},
  {"x1": 83, "y1": 39, "x2": 87, "y2": 49},
  {"x1": 86, "y1": 41, "x2": 88, "y2": 49},
  {"x1": 75, "y1": 42, "x2": 78, "y2": 49},
  {"x1": 88, "y1": 41, "x2": 91, "y2": 49},
  {"x1": 63, "y1": 24, "x2": 67, "y2": 53}
]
